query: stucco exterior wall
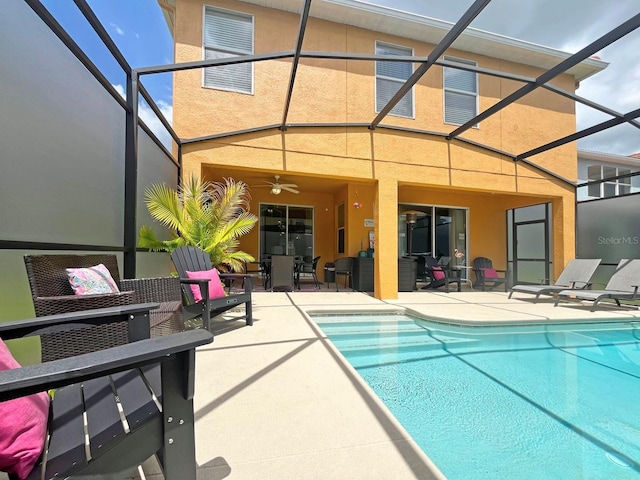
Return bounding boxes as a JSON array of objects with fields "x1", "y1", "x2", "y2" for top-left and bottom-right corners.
[{"x1": 172, "y1": 0, "x2": 579, "y2": 298}]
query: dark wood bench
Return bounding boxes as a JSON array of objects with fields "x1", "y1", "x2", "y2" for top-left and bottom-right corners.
[{"x1": 0, "y1": 304, "x2": 213, "y2": 480}]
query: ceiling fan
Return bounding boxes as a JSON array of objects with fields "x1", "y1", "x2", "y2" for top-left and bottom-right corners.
[{"x1": 256, "y1": 175, "x2": 299, "y2": 195}]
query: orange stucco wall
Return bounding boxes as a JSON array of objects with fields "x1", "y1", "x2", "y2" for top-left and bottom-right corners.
[{"x1": 171, "y1": 0, "x2": 578, "y2": 298}]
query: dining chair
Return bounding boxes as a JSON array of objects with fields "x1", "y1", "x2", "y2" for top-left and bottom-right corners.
[
  {"x1": 270, "y1": 255, "x2": 296, "y2": 292},
  {"x1": 333, "y1": 257, "x2": 354, "y2": 291},
  {"x1": 298, "y1": 256, "x2": 321, "y2": 289}
]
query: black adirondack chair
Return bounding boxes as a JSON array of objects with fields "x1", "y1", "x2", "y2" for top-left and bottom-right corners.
[
  {"x1": 472, "y1": 256, "x2": 509, "y2": 292},
  {"x1": 421, "y1": 256, "x2": 461, "y2": 293},
  {"x1": 170, "y1": 246, "x2": 253, "y2": 333},
  {"x1": 0, "y1": 304, "x2": 213, "y2": 480}
]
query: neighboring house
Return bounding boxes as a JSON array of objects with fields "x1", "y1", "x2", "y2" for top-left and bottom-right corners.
[
  {"x1": 577, "y1": 150, "x2": 640, "y2": 201},
  {"x1": 158, "y1": 0, "x2": 606, "y2": 298}
]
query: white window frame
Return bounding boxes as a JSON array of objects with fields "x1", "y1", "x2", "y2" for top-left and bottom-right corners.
[
  {"x1": 587, "y1": 164, "x2": 632, "y2": 198},
  {"x1": 443, "y1": 56, "x2": 479, "y2": 127},
  {"x1": 375, "y1": 41, "x2": 415, "y2": 119},
  {"x1": 202, "y1": 5, "x2": 254, "y2": 94}
]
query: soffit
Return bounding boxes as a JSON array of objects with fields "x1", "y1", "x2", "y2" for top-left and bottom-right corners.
[
  {"x1": 237, "y1": 0, "x2": 607, "y2": 82},
  {"x1": 578, "y1": 150, "x2": 640, "y2": 167}
]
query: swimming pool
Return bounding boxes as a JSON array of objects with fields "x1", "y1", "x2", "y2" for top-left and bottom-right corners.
[{"x1": 314, "y1": 313, "x2": 640, "y2": 479}]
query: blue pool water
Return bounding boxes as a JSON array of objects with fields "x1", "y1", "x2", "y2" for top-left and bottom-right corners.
[{"x1": 314, "y1": 313, "x2": 640, "y2": 479}]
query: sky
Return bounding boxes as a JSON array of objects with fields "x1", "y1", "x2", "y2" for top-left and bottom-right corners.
[{"x1": 40, "y1": 0, "x2": 640, "y2": 156}]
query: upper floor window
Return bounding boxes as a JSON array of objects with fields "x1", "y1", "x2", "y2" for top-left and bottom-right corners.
[
  {"x1": 588, "y1": 165, "x2": 632, "y2": 198},
  {"x1": 443, "y1": 56, "x2": 478, "y2": 126},
  {"x1": 375, "y1": 42, "x2": 414, "y2": 118},
  {"x1": 203, "y1": 6, "x2": 253, "y2": 94}
]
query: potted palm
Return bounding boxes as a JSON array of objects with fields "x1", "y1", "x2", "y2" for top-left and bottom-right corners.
[{"x1": 138, "y1": 175, "x2": 257, "y2": 272}]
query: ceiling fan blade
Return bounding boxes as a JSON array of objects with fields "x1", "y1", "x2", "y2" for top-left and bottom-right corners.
[
  {"x1": 279, "y1": 183, "x2": 298, "y2": 188},
  {"x1": 281, "y1": 186, "x2": 299, "y2": 194}
]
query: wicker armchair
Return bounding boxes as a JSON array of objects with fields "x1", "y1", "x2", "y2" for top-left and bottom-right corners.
[{"x1": 24, "y1": 254, "x2": 183, "y2": 361}]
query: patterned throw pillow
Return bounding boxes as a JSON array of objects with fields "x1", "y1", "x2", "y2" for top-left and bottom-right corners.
[
  {"x1": 66, "y1": 263, "x2": 120, "y2": 295},
  {"x1": 185, "y1": 268, "x2": 227, "y2": 302},
  {"x1": 0, "y1": 339, "x2": 50, "y2": 479}
]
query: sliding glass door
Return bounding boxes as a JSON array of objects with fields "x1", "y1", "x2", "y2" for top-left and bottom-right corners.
[
  {"x1": 259, "y1": 204, "x2": 314, "y2": 259},
  {"x1": 399, "y1": 205, "x2": 467, "y2": 263}
]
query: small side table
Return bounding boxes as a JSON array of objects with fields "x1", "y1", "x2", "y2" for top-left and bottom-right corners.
[{"x1": 450, "y1": 265, "x2": 474, "y2": 290}]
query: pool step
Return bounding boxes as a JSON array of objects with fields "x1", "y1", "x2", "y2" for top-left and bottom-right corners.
[
  {"x1": 316, "y1": 318, "x2": 421, "y2": 333},
  {"x1": 325, "y1": 333, "x2": 479, "y2": 360}
]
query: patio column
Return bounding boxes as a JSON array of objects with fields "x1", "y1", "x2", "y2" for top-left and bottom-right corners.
[
  {"x1": 374, "y1": 177, "x2": 398, "y2": 299},
  {"x1": 552, "y1": 194, "x2": 575, "y2": 279}
]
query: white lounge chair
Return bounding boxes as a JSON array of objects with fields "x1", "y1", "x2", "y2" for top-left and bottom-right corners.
[
  {"x1": 554, "y1": 259, "x2": 640, "y2": 312},
  {"x1": 508, "y1": 259, "x2": 601, "y2": 302}
]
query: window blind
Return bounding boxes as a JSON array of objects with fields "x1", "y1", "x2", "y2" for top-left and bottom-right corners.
[
  {"x1": 204, "y1": 7, "x2": 253, "y2": 93},
  {"x1": 443, "y1": 56, "x2": 478, "y2": 126},
  {"x1": 375, "y1": 42, "x2": 413, "y2": 118}
]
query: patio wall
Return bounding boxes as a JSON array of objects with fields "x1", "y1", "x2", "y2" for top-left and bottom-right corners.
[
  {"x1": 576, "y1": 193, "x2": 640, "y2": 287},
  {"x1": 0, "y1": 1, "x2": 177, "y2": 329}
]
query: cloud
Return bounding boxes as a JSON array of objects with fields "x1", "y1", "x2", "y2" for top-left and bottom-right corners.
[
  {"x1": 113, "y1": 84, "x2": 174, "y2": 148},
  {"x1": 109, "y1": 22, "x2": 124, "y2": 36}
]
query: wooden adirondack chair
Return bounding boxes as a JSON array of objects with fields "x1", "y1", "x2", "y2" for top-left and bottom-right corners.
[
  {"x1": 0, "y1": 304, "x2": 212, "y2": 480},
  {"x1": 170, "y1": 246, "x2": 253, "y2": 333}
]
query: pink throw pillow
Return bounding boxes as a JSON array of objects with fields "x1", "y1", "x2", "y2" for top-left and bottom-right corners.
[
  {"x1": 483, "y1": 268, "x2": 499, "y2": 278},
  {"x1": 0, "y1": 340, "x2": 50, "y2": 479},
  {"x1": 185, "y1": 268, "x2": 227, "y2": 302},
  {"x1": 66, "y1": 263, "x2": 120, "y2": 295},
  {"x1": 432, "y1": 267, "x2": 446, "y2": 281}
]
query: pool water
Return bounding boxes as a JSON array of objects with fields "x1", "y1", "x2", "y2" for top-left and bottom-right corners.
[{"x1": 315, "y1": 313, "x2": 640, "y2": 479}]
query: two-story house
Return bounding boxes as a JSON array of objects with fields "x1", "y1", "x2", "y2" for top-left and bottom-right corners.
[{"x1": 158, "y1": 0, "x2": 606, "y2": 298}]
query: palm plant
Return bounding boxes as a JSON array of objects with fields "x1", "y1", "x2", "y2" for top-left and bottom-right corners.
[{"x1": 138, "y1": 175, "x2": 257, "y2": 272}]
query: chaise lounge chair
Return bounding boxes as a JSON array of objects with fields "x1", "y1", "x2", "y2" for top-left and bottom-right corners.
[
  {"x1": 508, "y1": 258, "x2": 601, "y2": 302},
  {"x1": 554, "y1": 258, "x2": 640, "y2": 312}
]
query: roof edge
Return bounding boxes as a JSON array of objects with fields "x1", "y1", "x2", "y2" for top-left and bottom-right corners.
[
  {"x1": 321, "y1": 0, "x2": 608, "y2": 81},
  {"x1": 578, "y1": 149, "x2": 640, "y2": 167}
]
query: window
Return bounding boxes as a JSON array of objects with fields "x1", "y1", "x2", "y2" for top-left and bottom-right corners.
[
  {"x1": 203, "y1": 6, "x2": 253, "y2": 93},
  {"x1": 587, "y1": 164, "x2": 632, "y2": 198},
  {"x1": 443, "y1": 56, "x2": 478, "y2": 126},
  {"x1": 337, "y1": 203, "x2": 345, "y2": 254},
  {"x1": 375, "y1": 42, "x2": 414, "y2": 118}
]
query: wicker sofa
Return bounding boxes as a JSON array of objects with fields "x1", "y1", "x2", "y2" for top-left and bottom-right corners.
[{"x1": 24, "y1": 254, "x2": 184, "y2": 361}]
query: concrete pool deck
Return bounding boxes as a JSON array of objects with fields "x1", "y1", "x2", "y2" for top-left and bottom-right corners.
[
  {"x1": 93, "y1": 290, "x2": 640, "y2": 480},
  {"x1": 138, "y1": 290, "x2": 640, "y2": 480}
]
